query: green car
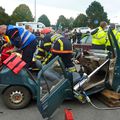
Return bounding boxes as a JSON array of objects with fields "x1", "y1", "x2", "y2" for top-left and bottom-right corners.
[{"x1": 0, "y1": 28, "x2": 120, "y2": 120}]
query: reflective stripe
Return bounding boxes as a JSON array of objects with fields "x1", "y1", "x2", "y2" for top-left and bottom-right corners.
[
  {"x1": 68, "y1": 67, "x2": 76, "y2": 72},
  {"x1": 22, "y1": 32, "x2": 32, "y2": 44},
  {"x1": 51, "y1": 49, "x2": 73, "y2": 53},
  {"x1": 35, "y1": 55, "x2": 43, "y2": 59},
  {"x1": 32, "y1": 57, "x2": 36, "y2": 61},
  {"x1": 58, "y1": 39, "x2": 63, "y2": 50},
  {"x1": 21, "y1": 29, "x2": 27, "y2": 39},
  {"x1": 21, "y1": 29, "x2": 27, "y2": 38},
  {"x1": 44, "y1": 42, "x2": 52, "y2": 47},
  {"x1": 51, "y1": 34, "x2": 63, "y2": 42},
  {"x1": 20, "y1": 29, "x2": 32, "y2": 45},
  {"x1": 11, "y1": 30, "x2": 18, "y2": 38},
  {"x1": 51, "y1": 36, "x2": 63, "y2": 49},
  {"x1": 42, "y1": 53, "x2": 52, "y2": 65},
  {"x1": 37, "y1": 47, "x2": 44, "y2": 52}
]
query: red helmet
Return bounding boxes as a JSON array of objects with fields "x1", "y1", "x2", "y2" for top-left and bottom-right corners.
[{"x1": 40, "y1": 28, "x2": 51, "y2": 34}]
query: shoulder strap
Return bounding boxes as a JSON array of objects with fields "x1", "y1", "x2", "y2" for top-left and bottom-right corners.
[{"x1": 91, "y1": 28, "x2": 99, "y2": 35}]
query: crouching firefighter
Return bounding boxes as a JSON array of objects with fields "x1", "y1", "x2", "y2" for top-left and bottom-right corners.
[{"x1": 34, "y1": 32, "x2": 77, "y2": 72}]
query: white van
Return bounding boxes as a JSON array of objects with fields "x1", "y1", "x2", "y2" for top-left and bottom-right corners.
[
  {"x1": 72, "y1": 27, "x2": 91, "y2": 34},
  {"x1": 16, "y1": 22, "x2": 45, "y2": 31}
]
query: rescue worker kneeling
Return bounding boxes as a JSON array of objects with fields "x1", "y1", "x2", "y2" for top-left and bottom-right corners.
[{"x1": 34, "y1": 32, "x2": 76, "y2": 72}]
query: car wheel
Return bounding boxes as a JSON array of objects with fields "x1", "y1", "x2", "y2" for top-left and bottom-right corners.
[{"x1": 3, "y1": 86, "x2": 31, "y2": 109}]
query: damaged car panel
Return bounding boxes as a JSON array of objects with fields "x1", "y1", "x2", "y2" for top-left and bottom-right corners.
[{"x1": 37, "y1": 56, "x2": 74, "y2": 118}]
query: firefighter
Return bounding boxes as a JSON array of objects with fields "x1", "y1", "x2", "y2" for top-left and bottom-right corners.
[
  {"x1": 106, "y1": 23, "x2": 120, "y2": 50},
  {"x1": 34, "y1": 28, "x2": 53, "y2": 61},
  {"x1": 0, "y1": 25, "x2": 37, "y2": 68},
  {"x1": 91, "y1": 21, "x2": 108, "y2": 50},
  {"x1": 35, "y1": 32, "x2": 76, "y2": 72}
]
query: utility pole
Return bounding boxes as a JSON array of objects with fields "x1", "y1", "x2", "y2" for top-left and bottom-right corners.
[{"x1": 34, "y1": 0, "x2": 36, "y2": 22}]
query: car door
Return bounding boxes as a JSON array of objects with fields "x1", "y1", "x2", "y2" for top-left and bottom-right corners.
[{"x1": 37, "y1": 56, "x2": 73, "y2": 119}]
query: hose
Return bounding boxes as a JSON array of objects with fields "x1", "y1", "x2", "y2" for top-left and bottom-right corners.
[
  {"x1": 83, "y1": 91, "x2": 120, "y2": 110},
  {"x1": 89, "y1": 100, "x2": 120, "y2": 110}
]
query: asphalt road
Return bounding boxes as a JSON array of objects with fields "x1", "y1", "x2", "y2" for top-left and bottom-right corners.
[{"x1": 0, "y1": 95, "x2": 120, "y2": 120}]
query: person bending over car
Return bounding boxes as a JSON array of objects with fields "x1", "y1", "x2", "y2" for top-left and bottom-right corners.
[
  {"x1": 34, "y1": 31, "x2": 76, "y2": 72},
  {"x1": 0, "y1": 25, "x2": 37, "y2": 68}
]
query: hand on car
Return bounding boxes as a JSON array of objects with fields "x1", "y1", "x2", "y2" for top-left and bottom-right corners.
[
  {"x1": 6, "y1": 49, "x2": 15, "y2": 54},
  {"x1": 2, "y1": 43, "x2": 11, "y2": 49}
]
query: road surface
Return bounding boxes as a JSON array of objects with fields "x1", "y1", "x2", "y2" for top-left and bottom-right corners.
[{"x1": 0, "y1": 95, "x2": 120, "y2": 120}]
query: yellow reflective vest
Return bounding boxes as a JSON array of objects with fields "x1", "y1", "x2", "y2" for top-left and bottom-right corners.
[
  {"x1": 92, "y1": 27, "x2": 107, "y2": 45},
  {"x1": 106, "y1": 29, "x2": 120, "y2": 46},
  {"x1": 116, "y1": 32, "x2": 120, "y2": 48}
]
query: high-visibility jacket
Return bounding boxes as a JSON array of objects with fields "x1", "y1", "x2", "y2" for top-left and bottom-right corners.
[
  {"x1": 6, "y1": 25, "x2": 36, "y2": 49},
  {"x1": 34, "y1": 45, "x2": 47, "y2": 60},
  {"x1": 106, "y1": 29, "x2": 120, "y2": 46},
  {"x1": 92, "y1": 27, "x2": 107, "y2": 45},
  {"x1": 116, "y1": 32, "x2": 120, "y2": 48},
  {"x1": 35, "y1": 33, "x2": 73, "y2": 60},
  {"x1": 35, "y1": 33, "x2": 76, "y2": 72},
  {"x1": 34, "y1": 33, "x2": 53, "y2": 60},
  {"x1": 35, "y1": 34, "x2": 73, "y2": 62}
]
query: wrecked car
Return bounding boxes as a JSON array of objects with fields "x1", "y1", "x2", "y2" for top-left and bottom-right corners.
[{"x1": 37, "y1": 28, "x2": 120, "y2": 119}]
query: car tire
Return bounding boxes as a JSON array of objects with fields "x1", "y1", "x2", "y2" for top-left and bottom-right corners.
[{"x1": 3, "y1": 86, "x2": 31, "y2": 109}]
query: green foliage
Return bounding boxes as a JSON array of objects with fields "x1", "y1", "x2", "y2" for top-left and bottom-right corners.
[
  {"x1": 0, "y1": 7, "x2": 11, "y2": 25},
  {"x1": 73, "y1": 14, "x2": 88, "y2": 28},
  {"x1": 38, "y1": 14, "x2": 50, "y2": 27},
  {"x1": 11, "y1": 4, "x2": 34, "y2": 24},
  {"x1": 0, "y1": 1, "x2": 110, "y2": 29},
  {"x1": 86, "y1": 1, "x2": 109, "y2": 28},
  {"x1": 67, "y1": 17, "x2": 74, "y2": 30},
  {"x1": 56, "y1": 15, "x2": 69, "y2": 30}
]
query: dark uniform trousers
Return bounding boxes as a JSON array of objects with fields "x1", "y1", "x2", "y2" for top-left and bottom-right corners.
[{"x1": 22, "y1": 40, "x2": 37, "y2": 68}]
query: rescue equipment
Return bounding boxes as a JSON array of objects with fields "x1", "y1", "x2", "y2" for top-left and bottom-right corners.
[
  {"x1": 3, "y1": 54, "x2": 26, "y2": 74},
  {"x1": 1, "y1": 46, "x2": 14, "y2": 61},
  {"x1": 64, "y1": 109, "x2": 74, "y2": 120}
]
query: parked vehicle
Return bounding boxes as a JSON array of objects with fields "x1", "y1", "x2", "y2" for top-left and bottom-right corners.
[
  {"x1": 71, "y1": 27, "x2": 91, "y2": 34},
  {"x1": 73, "y1": 34, "x2": 92, "y2": 51},
  {"x1": 16, "y1": 22, "x2": 45, "y2": 32}
]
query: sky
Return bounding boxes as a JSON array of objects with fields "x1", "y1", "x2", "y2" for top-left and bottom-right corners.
[{"x1": 0, "y1": 0, "x2": 120, "y2": 24}]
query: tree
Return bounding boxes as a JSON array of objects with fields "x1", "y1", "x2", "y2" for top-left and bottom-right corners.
[
  {"x1": 73, "y1": 13, "x2": 88, "y2": 28},
  {"x1": 11, "y1": 4, "x2": 34, "y2": 24},
  {"x1": 86, "y1": 1, "x2": 109, "y2": 28},
  {"x1": 0, "y1": 7, "x2": 11, "y2": 25},
  {"x1": 56, "y1": 15, "x2": 69, "y2": 30},
  {"x1": 67, "y1": 17, "x2": 74, "y2": 30},
  {"x1": 38, "y1": 14, "x2": 50, "y2": 27}
]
